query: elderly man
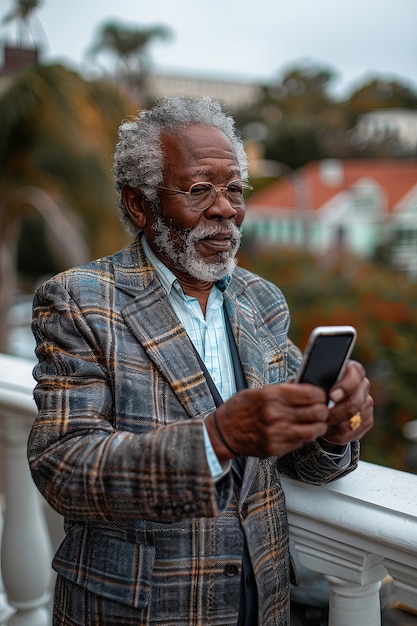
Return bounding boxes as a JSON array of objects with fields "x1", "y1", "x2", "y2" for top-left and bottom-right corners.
[{"x1": 28, "y1": 95, "x2": 373, "y2": 626}]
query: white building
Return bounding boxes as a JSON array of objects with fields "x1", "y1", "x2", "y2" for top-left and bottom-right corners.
[
  {"x1": 354, "y1": 109, "x2": 417, "y2": 154},
  {"x1": 147, "y1": 71, "x2": 262, "y2": 110}
]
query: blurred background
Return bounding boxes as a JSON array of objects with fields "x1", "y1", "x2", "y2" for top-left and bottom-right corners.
[{"x1": 1, "y1": 0, "x2": 417, "y2": 473}]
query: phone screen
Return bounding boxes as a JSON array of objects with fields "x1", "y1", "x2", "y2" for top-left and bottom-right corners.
[{"x1": 298, "y1": 333, "x2": 355, "y2": 395}]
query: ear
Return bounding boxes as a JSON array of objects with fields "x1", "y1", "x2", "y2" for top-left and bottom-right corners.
[{"x1": 121, "y1": 186, "x2": 149, "y2": 230}]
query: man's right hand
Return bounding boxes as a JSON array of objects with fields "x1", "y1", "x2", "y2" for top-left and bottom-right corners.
[{"x1": 204, "y1": 384, "x2": 330, "y2": 462}]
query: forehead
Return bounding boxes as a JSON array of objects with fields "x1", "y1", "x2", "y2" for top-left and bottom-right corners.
[{"x1": 160, "y1": 124, "x2": 239, "y2": 177}]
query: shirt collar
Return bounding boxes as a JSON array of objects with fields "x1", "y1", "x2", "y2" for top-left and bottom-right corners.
[{"x1": 141, "y1": 235, "x2": 178, "y2": 295}]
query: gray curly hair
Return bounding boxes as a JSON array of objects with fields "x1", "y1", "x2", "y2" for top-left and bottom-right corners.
[{"x1": 113, "y1": 95, "x2": 249, "y2": 234}]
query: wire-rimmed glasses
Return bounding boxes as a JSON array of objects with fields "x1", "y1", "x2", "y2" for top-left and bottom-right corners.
[{"x1": 155, "y1": 180, "x2": 253, "y2": 212}]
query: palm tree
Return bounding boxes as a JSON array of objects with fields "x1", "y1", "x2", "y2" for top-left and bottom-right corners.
[
  {"x1": 2, "y1": 0, "x2": 43, "y2": 45},
  {"x1": 87, "y1": 20, "x2": 173, "y2": 97},
  {"x1": 2, "y1": 0, "x2": 42, "y2": 22}
]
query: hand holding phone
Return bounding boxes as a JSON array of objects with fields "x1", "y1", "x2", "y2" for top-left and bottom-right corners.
[{"x1": 295, "y1": 326, "x2": 357, "y2": 402}]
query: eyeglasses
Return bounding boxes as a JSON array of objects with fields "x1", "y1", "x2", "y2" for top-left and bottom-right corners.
[{"x1": 155, "y1": 180, "x2": 253, "y2": 213}]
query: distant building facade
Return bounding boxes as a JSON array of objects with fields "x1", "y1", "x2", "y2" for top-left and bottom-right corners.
[
  {"x1": 0, "y1": 44, "x2": 38, "y2": 76},
  {"x1": 0, "y1": 44, "x2": 39, "y2": 94},
  {"x1": 353, "y1": 109, "x2": 417, "y2": 156},
  {"x1": 244, "y1": 159, "x2": 417, "y2": 278},
  {"x1": 147, "y1": 72, "x2": 262, "y2": 110}
]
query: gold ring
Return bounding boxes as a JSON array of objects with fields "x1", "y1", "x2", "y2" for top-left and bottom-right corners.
[{"x1": 349, "y1": 412, "x2": 362, "y2": 430}]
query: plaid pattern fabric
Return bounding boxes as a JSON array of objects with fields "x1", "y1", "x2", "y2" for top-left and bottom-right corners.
[{"x1": 28, "y1": 235, "x2": 359, "y2": 626}]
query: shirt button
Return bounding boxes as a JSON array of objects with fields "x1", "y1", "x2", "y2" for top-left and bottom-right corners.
[{"x1": 224, "y1": 564, "x2": 239, "y2": 577}]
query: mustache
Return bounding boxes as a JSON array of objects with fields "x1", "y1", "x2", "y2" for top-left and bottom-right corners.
[{"x1": 188, "y1": 222, "x2": 242, "y2": 242}]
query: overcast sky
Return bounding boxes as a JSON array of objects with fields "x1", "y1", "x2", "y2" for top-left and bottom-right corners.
[{"x1": 2, "y1": 0, "x2": 417, "y2": 97}]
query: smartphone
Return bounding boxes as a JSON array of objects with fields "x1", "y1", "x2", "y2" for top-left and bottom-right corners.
[{"x1": 295, "y1": 326, "x2": 357, "y2": 401}]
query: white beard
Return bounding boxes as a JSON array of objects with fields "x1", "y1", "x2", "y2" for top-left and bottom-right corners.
[{"x1": 151, "y1": 218, "x2": 242, "y2": 282}]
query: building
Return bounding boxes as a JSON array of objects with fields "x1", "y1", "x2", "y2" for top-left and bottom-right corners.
[
  {"x1": 0, "y1": 44, "x2": 39, "y2": 94},
  {"x1": 244, "y1": 159, "x2": 417, "y2": 277},
  {"x1": 0, "y1": 44, "x2": 38, "y2": 76},
  {"x1": 147, "y1": 71, "x2": 262, "y2": 110},
  {"x1": 353, "y1": 109, "x2": 417, "y2": 155}
]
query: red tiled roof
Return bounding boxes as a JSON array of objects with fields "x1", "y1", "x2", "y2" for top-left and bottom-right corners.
[{"x1": 246, "y1": 159, "x2": 417, "y2": 215}]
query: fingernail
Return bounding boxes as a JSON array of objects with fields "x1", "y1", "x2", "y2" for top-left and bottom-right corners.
[{"x1": 329, "y1": 388, "x2": 344, "y2": 404}]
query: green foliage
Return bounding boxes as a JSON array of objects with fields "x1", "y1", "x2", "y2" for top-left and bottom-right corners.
[
  {"x1": 263, "y1": 119, "x2": 322, "y2": 170},
  {"x1": 87, "y1": 20, "x2": 173, "y2": 77},
  {"x1": 347, "y1": 79, "x2": 417, "y2": 123},
  {"x1": 2, "y1": 0, "x2": 42, "y2": 25},
  {"x1": 0, "y1": 63, "x2": 135, "y2": 286},
  {"x1": 234, "y1": 60, "x2": 417, "y2": 170},
  {"x1": 238, "y1": 243, "x2": 417, "y2": 471}
]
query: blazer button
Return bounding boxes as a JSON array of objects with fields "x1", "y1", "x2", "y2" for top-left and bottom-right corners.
[{"x1": 224, "y1": 563, "x2": 239, "y2": 577}]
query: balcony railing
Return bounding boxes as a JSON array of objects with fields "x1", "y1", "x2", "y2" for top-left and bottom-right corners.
[{"x1": 1, "y1": 351, "x2": 417, "y2": 625}]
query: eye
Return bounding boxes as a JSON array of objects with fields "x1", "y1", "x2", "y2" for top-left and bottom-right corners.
[
  {"x1": 226, "y1": 182, "x2": 244, "y2": 195},
  {"x1": 189, "y1": 183, "x2": 212, "y2": 196}
]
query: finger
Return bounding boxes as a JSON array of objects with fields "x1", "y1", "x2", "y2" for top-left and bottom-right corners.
[
  {"x1": 323, "y1": 394, "x2": 374, "y2": 444},
  {"x1": 329, "y1": 360, "x2": 367, "y2": 405},
  {"x1": 257, "y1": 420, "x2": 330, "y2": 458},
  {"x1": 267, "y1": 382, "x2": 328, "y2": 410},
  {"x1": 348, "y1": 394, "x2": 374, "y2": 436},
  {"x1": 260, "y1": 399, "x2": 329, "y2": 432},
  {"x1": 328, "y1": 376, "x2": 371, "y2": 426},
  {"x1": 285, "y1": 421, "x2": 330, "y2": 444}
]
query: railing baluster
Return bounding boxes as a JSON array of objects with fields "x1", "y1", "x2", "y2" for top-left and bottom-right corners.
[
  {"x1": 0, "y1": 500, "x2": 14, "y2": 625},
  {"x1": 0, "y1": 354, "x2": 53, "y2": 625},
  {"x1": 1, "y1": 411, "x2": 52, "y2": 626},
  {"x1": 326, "y1": 577, "x2": 382, "y2": 626}
]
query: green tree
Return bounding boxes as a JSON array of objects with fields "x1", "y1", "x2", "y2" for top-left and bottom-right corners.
[
  {"x1": 346, "y1": 77, "x2": 417, "y2": 123},
  {"x1": 234, "y1": 62, "x2": 417, "y2": 170},
  {"x1": 87, "y1": 20, "x2": 173, "y2": 100},
  {"x1": 234, "y1": 61, "x2": 348, "y2": 170},
  {"x1": 2, "y1": 0, "x2": 42, "y2": 24},
  {"x1": 271, "y1": 64, "x2": 338, "y2": 119},
  {"x1": 0, "y1": 63, "x2": 135, "y2": 351},
  {"x1": 2, "y1": 0, "x2": 43, "y2": 44}
]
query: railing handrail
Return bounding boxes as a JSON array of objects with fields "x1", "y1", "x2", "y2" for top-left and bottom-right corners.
[{"x1": 282, "y1": 461, "x2": 417, "y2": 560}]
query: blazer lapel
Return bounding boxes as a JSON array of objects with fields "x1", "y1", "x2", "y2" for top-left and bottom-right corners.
[
  {"x1": 223, "y1": 287, "x2": 269, "y2": 390},
  {"x1": 113, "y1": 239, "x2": 217, "y2": 420}
]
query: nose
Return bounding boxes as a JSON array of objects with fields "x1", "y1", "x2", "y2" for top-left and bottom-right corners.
[{"x1": 204, "y1": 188, "x2": 240, "y2": 220}]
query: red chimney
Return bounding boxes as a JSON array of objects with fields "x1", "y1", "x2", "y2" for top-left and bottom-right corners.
[{"x1": 1, "y1": 44, "x2": 38, "y2": 76}]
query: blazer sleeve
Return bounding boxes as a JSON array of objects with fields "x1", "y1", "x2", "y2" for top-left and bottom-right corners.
[
  {"x1": 276, "y1": 440, "x2": 360, "y2": 484},
  {"x1": 28, "y1": 277, "x2": 233, "y2": 523}
]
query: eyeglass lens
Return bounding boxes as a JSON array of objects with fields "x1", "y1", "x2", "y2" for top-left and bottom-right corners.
[{"x1": 188, "y1": 182, "x2": 250, "y2": 211}]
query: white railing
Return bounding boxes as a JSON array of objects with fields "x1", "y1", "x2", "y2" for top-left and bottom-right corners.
[
  {"x1": 0, "y1": 352, "x2": 60, "y2": 626},
  {"x1": 1, "y1": 352, "x2": 417, "y2": 625}
]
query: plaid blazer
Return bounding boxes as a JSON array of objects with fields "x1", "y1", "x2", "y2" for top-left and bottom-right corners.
[{"x1": 28, "y1": 236, "x2": 359, "y2": 626}]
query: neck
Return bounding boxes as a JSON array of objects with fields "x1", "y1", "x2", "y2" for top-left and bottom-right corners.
[{"x1": 175, "y1": 273, "x2": 214, "y2": 316}]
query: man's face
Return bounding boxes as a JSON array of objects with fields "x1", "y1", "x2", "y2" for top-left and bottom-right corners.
[{"x1": 143, "y1": 124, "x2": 245, "y2": 284}]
